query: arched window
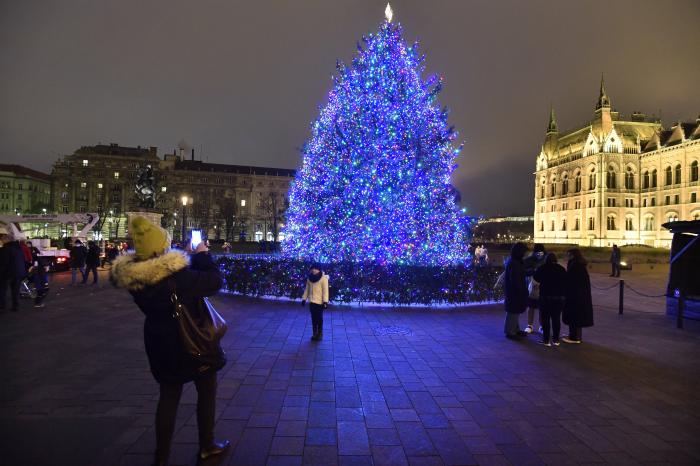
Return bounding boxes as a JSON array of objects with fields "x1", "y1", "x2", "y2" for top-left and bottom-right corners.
[
  {"x1": 625, "y1": 217, "x2": 634, "y2": 231},
  {"x1": 692, "y1": 211, "x2": 700, "y2": 221},
  {"x1": 606, "y1": 215, "x2": 617, "y2": 230},
  {"x1": 550, "y1": 220, "x2": 555, "y2": 231},
  {"x1": 642, "y1": 171, "x2": 650, "y2": 189},
  {"x1": 589, "y1": 168, "x2": 597, "y2": 190},
  {"x1": 539, "y1": 178, "x2": 545, "y2": 199},
  {"x1": 644, "y1": 215, "x2": 655, "y2": 231},
  {"x1": 665, "y1": 166, "x2": 673, "y2": 186},
  {"x1": 625, "y1": 167, "x2": 635, "y2": 190},
  {"x1": 606, "y1": 166, "x2": 617, "y2": 189},
  {"x1": 562, "y1": 175, "x2": 569, "y2": 195},
  {"x1": 675, "y1": 164, "x2": 682, "y2": 185},
  {"x1": 691, "y1": 161, "x2": 699, "y2": 183},
  {"x1": 667, "y1": 213, "x2": 679, "y2": 223},
  {"x1": 550, "y1": 179, "x2": 556, "y2": 197},
  {"x1": 540, "y1": 221, "x2": 544, "y2": 231},
  {"x1": 575, "y1": 172, "x2": 582, "y2": 192},
  {"x1": 651, "y1": 169, "x2": 658, "y2": 188}
]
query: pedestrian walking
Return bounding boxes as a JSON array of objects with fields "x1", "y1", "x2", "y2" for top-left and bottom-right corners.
[
  {"x1": 30, "y1": 246, "x2": 50, "y2": 308},
  {"x1": 70, "y1": 239, "x2": 87, "y2": 285},
  {"x1": 503, "y1": 242, "x2": 529, "y2": 339},
  {"x1": 610, "y1": 244, "x2": 621, "y2": 277},
  {"x1": 562, "y1": 248, "x2": 594, "y2": 344},
  {"x1": 301, "y1": 265, "x2": 329, "y2": 341},
  {"x1": 533, "y1": 253, "x2": 567, "y2": 346},
  {"x1": 0, "y1": 229, "x2": 12, "y2": 310},
  {"x1": 110, "y1": 216, "x2": 229, "y2": 466},
  {"x1": 84, "y1": 240, "x2": 100, "y2": 284},
  {"x1": 524, "y1": 244, "x2": 547, "y2": 334}
]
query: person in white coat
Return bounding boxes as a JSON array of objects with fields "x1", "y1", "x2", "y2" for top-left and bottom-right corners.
[{"x1": 301, "y1": 265, "x2": 329, "y2": 341}]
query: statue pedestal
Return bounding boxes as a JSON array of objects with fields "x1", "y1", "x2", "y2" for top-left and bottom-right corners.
[{"x1": 126, "y1": 211, "x2": 163, "y2": 238}]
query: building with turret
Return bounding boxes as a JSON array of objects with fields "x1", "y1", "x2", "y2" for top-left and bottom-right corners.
[{"x1": 534, "y1": 77, "x2": 700, "y2": 248}]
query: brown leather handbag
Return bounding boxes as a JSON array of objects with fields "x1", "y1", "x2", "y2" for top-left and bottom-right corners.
[{"x1": 169, "y1": 278, "x2": 227, "y2": 375}]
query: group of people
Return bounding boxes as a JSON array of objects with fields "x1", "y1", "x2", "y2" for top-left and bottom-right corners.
[
  {"x1": 0, "y1": 230, "x2": 50, "y2": 310},
  {"x1": 68, "y1": 239, "x2": 102, "y2": 285},
  {"x1": 473, "y1": 244, "x2": 489, "y2": 266},
  {"x1": 503, "y1": 242, "x2": 593, "y2": 345}
]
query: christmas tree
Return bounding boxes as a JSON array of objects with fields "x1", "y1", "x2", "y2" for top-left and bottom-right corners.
[{"x1": 283, "y1": 5, "x2": 469, "y2": 266}]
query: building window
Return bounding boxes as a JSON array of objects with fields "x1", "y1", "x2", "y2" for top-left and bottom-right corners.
[
  {"x1": 588, "y1": 217, "x2": 595, "y2": 230},
  {"x1": 606, "y1": 167, "x2": 617, "y2": 189},
  {"x1": 575, "y1": 200, "x2": 581, "y2": 209},
  {"x1": 674, "y1": 194, "x2": 680, "y2": 205},
  {"x1": 114, "y1": 172, "x2": 120, "y2": 179},
  {"x1": 691, "y1": 161, "x2": 699, "y2": 183},
  {"x1": 665, "y1": 166, "x2": 672, "y2": 186},
  {"x1": 241, "y1": 199, "x2": 246, "y2": 207},
  {"x1": 161, "y1": 186, "x2": 167, "y2": 192},
  {"x1": 589, "y1": 169, "x2": 596, "y2": 190},
  {"x1": 625, "y1": 198, "x2": 634, "y2": 208},
  {"x1": 550, "y1": 220, "x2": 555, "y2": 231},
  {"x1": 575, "y1": 173, "x2": 582, "y2": 193},
  {"x1": 625, "y1": 217, "x2": 634, "y2": 231},
  {"x1": 644, "y1": 216, "x2": 655, "y2": 231},
  {"x1": 651, "y1": 197, "x2": 656, "y2": 207},
  {"x1": 82, "y1": 159, "x2": 89, "y2": 167},
  {"x1": 607, "y1": 216, "x2": 616, "y2": 230},
  {"x1": 692, "y1": 193, "x2": 697, "y2": 203},
  {"x1": 665, "y1": 195, "x2": 671, "y2": 206},
  {"x1": 651, "y1": 169, "x2": 658, "y2": 188},
  {"x1": 675, "y1": 164, "x2": 682, "y2": 185},
  {"x1": 562, "y1": 176, "x2": 569, "y2": 195},
  {"x1": 607, "y1": 198, "x2": 616, "y2": 207},
  {"x1": 625, "y1": 168, "x2": 634, "y2": 190},
  {"x1": 667, "y1": 213, "x2": 679, "y2": 223},
  {"x1": 17, "y1": 184, "x2": 23, "y2": 190},
  {"x1": 574, "y1": 218, "x2": 580, "y2": 231},
  {"x1": 97, "y1": 183, "x2": 103, "y2": 189},
  {"x1": 642, "y1": 171, "x2": 650, "y2": 189},
  {"x1": 561, "y1": 219, "x2": 567, "y2": 230},
  {"x1": 80, "y1": 182, "x2": 87, "y2": 188},
  {"x1": 588, "y1": 199, "x2": 596, "y2": 208},
  {"x1": 540, "y1": 221, "x2": 544, "y2": 232}
]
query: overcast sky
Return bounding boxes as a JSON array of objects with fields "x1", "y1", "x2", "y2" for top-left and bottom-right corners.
[{"x1": 1, "y1": 0, "x2": 699, "y2": 216}]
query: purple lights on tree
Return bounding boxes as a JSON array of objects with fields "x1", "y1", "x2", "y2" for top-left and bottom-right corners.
[{"x1": 283, "y1": 15, "x2": 469, "y2": 265}]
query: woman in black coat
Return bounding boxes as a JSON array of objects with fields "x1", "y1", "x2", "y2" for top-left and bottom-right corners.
[
  {"x1": 503, "y1": 242, "x2": 529, "y2": 338},
  {"x1": 111, "y1": 217, "x2": 229, "y2": 466},
  {"x1": 562, "y1": 248, "x2": 594, "y2": 344}
]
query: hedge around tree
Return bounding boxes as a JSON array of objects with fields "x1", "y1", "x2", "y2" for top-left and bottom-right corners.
[{"x1": 216, "y1": 256, "x2": 503, "y2": 306}]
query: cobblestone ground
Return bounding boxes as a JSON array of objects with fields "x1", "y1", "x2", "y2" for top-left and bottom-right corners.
[{"x1": 1, "y1": 270, "x2": 699, "y2": 466}]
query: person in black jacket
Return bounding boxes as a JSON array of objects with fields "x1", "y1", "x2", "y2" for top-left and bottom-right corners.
[
  {"x1": 504, "y1": 242, "x2": 529, "y2": 338},
  {"x1": 70, "y1": 239, "x2": 87, "y2": 285},
  {"x1": 83, "y1": 240, "x2": 100, "y2": 284},
  {"x1": 562, "y1": 248, "x2": 594, "y2": 344},
  {"x1": 110, "y1": 217, "x2": 229, "y2": 466},
  {"x1": 533, "y1": 253, "x2": 567, "y2": 346},
  {"x1": 29, "y1": 244, "x2": 50, "y2": 308},
  {"x1": 1, "y1": 232, "x2": 28, "y2": 311}
]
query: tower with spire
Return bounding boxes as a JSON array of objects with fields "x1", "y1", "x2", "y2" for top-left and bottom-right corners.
[
  {"x1": 543, "y1": 106, "x2": 559, "y2": 157},
  {"x1": 593, "y1": 74, "x2": 613, "y2": 136}
]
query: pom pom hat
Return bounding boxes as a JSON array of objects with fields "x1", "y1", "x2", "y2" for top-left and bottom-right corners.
[{"x1": 130, "y1": 216, "x2": 170, "y2": 260}]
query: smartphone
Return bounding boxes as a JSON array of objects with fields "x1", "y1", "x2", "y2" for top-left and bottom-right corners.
[{"x1": 190, "y1": 230, "x2": 202, "y2": 249}]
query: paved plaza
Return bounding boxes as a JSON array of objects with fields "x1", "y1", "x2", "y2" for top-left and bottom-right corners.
[{"x1": 1, "y1": 270, "x2": 700, "y2": 466}]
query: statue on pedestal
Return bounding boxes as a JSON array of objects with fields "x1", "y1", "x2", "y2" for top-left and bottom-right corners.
[{"x1": 135, "y1": 165, "x2": 156, "y2": 209}]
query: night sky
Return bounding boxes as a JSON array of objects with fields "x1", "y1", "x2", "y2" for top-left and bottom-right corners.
[{"x1": 1, "y1": 0, "x2": 698, "y2": 216}]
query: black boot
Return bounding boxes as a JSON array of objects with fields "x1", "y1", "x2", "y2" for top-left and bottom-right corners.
[
  {"x1": 316, "y1": 326, "x2": 323, "y2": 340},
  {"x1": 311, "y1": 325, "x2": 318, "y2": 341}
]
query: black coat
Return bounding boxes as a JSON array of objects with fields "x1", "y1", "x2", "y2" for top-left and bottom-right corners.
[
  {"x1": 110, "y1": 251, "x2": 223, "y2": 384},
  {"x1": 563, "y1": 261, "x2": 594, "y2": 327},
  {"x1": 86, "y1": 244, "x2": 101, "y2": 266},
  {"x1": 2, "y1": 241, "x2": 27, "y2": 279},
  {"x1": 504, "y1": 257, "x2": 528, "y2": 314},
  {"x1": 533, "y1": 262, "x2": 567, "y2": 298},
  {"x1": 70, "y1": 245, "x2": 87, "y2": 267}
]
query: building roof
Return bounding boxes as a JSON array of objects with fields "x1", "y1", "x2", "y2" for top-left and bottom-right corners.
[
  {"x1": 173, "y1": 160, "x2": 296, "y2": 177},
  {"x1": 75, "y1": 143, "x2": 158, "y2": 158},
  {"x1": 0, "y1": 164, "x2": 52, "y2": 182}
]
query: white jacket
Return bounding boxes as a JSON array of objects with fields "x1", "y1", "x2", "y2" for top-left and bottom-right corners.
[{"x1": 302, "y1": 273, "x2": 329, "y2": 305}]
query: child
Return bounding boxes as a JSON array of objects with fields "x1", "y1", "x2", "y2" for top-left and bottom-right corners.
[{"x1": 301, "y1": 265, "x2": 329, "y2": 341}]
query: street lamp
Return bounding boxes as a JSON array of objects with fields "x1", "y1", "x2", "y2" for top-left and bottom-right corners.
[{"x1": 181, "y1": 196, "x2": 189, "y2": 242}]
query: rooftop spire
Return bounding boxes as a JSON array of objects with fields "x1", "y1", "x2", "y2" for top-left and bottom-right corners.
[
  {"x1": 385, "y1": 3, "x2": 393, "y2": 22},
  {"x1": 546, "y1": 105, "x2": 558, "y2": 133},
  {"x1": 596, "y1": 73, "x2": 611, "y2": 110}
]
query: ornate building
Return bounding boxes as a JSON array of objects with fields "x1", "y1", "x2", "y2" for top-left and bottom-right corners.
[
  {"x1": 0, "y1": 164, "x2": 51, "y2": 215},
  {"x1": 534, "y1": 78, "x2": 700, "y2": 248},
  {"x1": 51, "y1": 144, "x2": 295, "y2": 241}
]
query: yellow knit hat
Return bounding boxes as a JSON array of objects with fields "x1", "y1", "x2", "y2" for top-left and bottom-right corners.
[{"x1": 130, "y1": 216, "x2": 170, "y2": 260}]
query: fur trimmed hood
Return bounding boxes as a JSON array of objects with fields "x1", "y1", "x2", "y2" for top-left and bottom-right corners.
[{"x1": 110, "y1": 250, "x2": 189, "y2": 291}]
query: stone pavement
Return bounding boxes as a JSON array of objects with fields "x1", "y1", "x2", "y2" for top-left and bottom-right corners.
[{"x1": 1, "y1": 270, "x2": 700, "y2": 466}]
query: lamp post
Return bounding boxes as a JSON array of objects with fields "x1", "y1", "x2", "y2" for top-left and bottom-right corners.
[{"x1": 181, "y1": 196, "x2": 188, "y2": 242}]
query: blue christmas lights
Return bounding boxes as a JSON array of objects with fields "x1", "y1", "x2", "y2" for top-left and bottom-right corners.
[{"x1": 282, "y1": 20, "x2": 469, "y2": 266}]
